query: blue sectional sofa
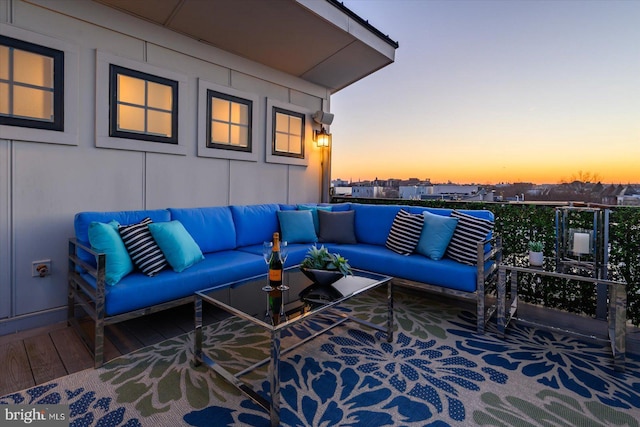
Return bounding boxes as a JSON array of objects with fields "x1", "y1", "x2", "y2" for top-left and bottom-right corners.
[{"x1": 68, "y1": 202, "x2": 501, "y2": 367}]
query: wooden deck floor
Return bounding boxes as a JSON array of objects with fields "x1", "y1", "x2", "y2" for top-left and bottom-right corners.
[
  {"x1": 1, "y1": 297, "x2": 638, "y2": 398},
  {"x1": 0, "y1": 303, "x2": 229, "y2": 397}
]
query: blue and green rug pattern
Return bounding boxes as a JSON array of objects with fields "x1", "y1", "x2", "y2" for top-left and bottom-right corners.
[{"x1": 2, "y1": 289, "x2": 639, "y2": 426}]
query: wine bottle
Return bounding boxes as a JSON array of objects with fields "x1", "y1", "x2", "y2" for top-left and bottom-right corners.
[
  {"x1": 268, "y1": 232, "x2": 283, "y2": 289},
  {"x1": 268, "y1": 233, "x2": 283, "y2": 324}
]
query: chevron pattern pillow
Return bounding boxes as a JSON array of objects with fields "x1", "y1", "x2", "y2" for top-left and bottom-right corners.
[
  {"x1": 385, "y1": 209, "x2": 424, "y2": 255},
  {"x1": 445, "y1": 210, "x2": 494, "y2": 265},
  {"x1": 118, "y1": 217, "x2": 168, "y2": 276}
]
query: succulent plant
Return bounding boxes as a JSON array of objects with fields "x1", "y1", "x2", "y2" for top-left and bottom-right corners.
[
  {"x1": 300, "y1": 245, "x2": 353, "y2": 276},
  {"x1": 528, "y1": 241, "x2": 544, "y2": 252}
]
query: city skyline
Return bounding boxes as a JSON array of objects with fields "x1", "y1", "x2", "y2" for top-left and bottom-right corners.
[{"x1": 330, "y1": 0, "x2": 640, "y2": 185}]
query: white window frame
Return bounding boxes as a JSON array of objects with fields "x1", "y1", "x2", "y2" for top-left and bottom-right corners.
[
  {"x1": 96, "y1": 50, "x2": 188, "y2": 155},
  {"x1": 265, "y1": 98, "x2": 310, "y2": 167},
  {"x1": 197, "y1": 79, "x2": 259, "y2": 162},
  {"x1": 0, "y1": 24, "x2": 78, "y2": 146}
]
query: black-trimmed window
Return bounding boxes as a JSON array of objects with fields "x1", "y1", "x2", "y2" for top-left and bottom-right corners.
[
  {"x1": 0, "y1": 35, "x2": 64, "y2": 131},
  {"x1": 109, "y1": 65, "x2": 178, "y2": 144},
  {"x1": 207, "y1": 90, "x2": 251, "y2": 152},
  {"x1": 272, "y1": 107, "x2": 304, "y2": 158}
]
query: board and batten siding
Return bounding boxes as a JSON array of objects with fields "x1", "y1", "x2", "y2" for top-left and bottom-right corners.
[{"x1": 0, "y1": 0, "x2": 329, "y2": 332}]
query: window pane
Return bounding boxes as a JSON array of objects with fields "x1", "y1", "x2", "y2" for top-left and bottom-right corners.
[
  {"x1": 0, "y1": 46, "x2": 8, "y2": 80},
  {"x1": 288, "y1": 135, "x2": 302, "y2": 154},
  {"x1": 275, "y1": 112, "x2": 289, "y2": 133},
  {"x1": 147, "y1": 110, "x2": 172, "y2": 137},
  {"x1": 212, "y1": 122, "x2": 229, "y2": 144},
  {"x1": 211, "y1": 98, "x2": 230, "y2": 121},
  {"x1": 230, "y1": 102, "x2": 248, "y2": 125},
  {"x1": 230, "y1": 124, "x2": 248, "y2": 147},
  {"x1": 14, "y1": 49, "x2": 54, "y2": 88},
  {"x1": 275, "y1": 133, "x2": 289, "y2": 152},
  {"x1": 118, "y1": 74, "x2": 145, "y2": 105},
  {"x1": 13, "y1": 86, "x2": 53, "y2": 120},
  {"x1": 289, "y1": 116, "x2": 302, "y2": 137},
  {"x1": 147, "y1": 81, "x2": 172, "y2": 111},
  {"x1": 0, "y1": 82, "x2": 9, "y2": 114},
  {"x1": 118, "y1": 104, "x2": 145, "y2": 132}
]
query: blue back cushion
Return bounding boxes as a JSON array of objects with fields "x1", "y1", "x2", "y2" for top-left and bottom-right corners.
[
  {"x1": 169, "y1": 207, "x2": 236, "y2": 253},
  {"x1": 351, "y1": 203, "x2": 405, "y2": 245},
  {"x1": 230, "y1": 204, "x2": 281, "y2": 247},
  {"x1": 74, "y1": 209, "x2": 171, "y2": 267}
]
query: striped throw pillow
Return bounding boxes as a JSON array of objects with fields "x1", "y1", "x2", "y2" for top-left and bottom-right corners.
[
  {"x1": 445, "y1": 210, "x2": 494, "y2": 265},
  {"x1": 118, "y1": 217, "x2": 168, "y2": 276},
  {"x1": 385, "y1": 209, "x2": 424, "y2": 255}
]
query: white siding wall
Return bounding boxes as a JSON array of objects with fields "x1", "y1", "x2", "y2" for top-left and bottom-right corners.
[{"x1": 0, "y1": 0, "x2": 329, "y2": 332}]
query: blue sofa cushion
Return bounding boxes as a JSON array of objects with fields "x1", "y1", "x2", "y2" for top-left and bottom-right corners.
[
  {"x1": 148, "y1": 221, "x2": 204, "y2": 272},
  {"x1": 416, "y1": 211, "x2": 459, "y2": 260},
  {"x1": 88, "y1": 220, "x2": 133, "y2": 286},
  {"x1": 446, "y1": 210, "x2": 494, "y2": 265},
  {"x1": 75, "y1": 209, "x2": 171, "y2": 268},
  {"x1": 118, "y1": 217, "x2": 168, "y2": 276},
  {"x1": 317, "y1": 210, "x2": 357, "y2": 244},
  {"x1": 277, "y1": 210, "x2": 318, "y2": 243},
  {"x1": 81, "y1": 250, "x2": 266, "y2": 316},
  {"x1": 385, "y1": 209, "x2": 424, "y2": 255},
  {"x1": 230, "y1": 204, "x2": 281, "y2": 247},
  {"x1": 169, "y1": 206, "x2": 236, "y2": 253},
  {"x1": 328, "y1": 244, "x2": 481, "y2": 293},
  {"x1": 351, "y1": 203, "x2": 404, "y2": 245},
  {"x1": 297, "y1": 204, "x2": 332, "y2": 233}
]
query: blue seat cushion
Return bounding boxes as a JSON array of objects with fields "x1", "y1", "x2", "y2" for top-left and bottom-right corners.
[
  {"x1": 75, "y1": 209, "x2": 170, "y2": 267},
  {"x1": 327, "y1": 243, "x2": 481, "y2": 293},
  {"x1": 82, "y1": 250, "x2": 265, "y2": 316},
  {"x1": 230, "y1": 204, "x2": 281, "y2": 247},
  {"x1": 169, "y1": 206, "x2": 236, "y2": 253},
  {"x1": 351, "y1": 203, "x2": 405, "y2": 245}
]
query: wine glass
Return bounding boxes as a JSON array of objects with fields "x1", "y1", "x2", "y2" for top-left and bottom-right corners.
[
  {"x1": 278, "y1": 241, "x2": 289, "y2": 291},
  {"x1": 261, "y1": 241, "x2": 273, "y2": 293}
]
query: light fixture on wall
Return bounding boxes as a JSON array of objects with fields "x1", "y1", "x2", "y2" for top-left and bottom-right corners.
[
  {"x1": 312, "y1": 110, "x2": 333, "y2": 148},
  {"x1": 314, "y1": 127, "x2": 331, "y2": 147}
]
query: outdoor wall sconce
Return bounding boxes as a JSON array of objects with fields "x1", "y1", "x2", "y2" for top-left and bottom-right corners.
[
  {"x1": 312, "y1": 110, "x2": 333, "y2": 147},
  {"x1": 314, "y1": 127, "x2": 331, "y2": 147}
]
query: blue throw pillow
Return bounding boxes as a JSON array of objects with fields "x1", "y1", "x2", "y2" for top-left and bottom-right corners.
[
  {"x1": 277, "y1": 210, "x2": 318, "y2": 244},
  {"x1": 416, "y1": 211, "x2": 459, "y2": 260},
  {"x1": 148, "y1": 221, "x2": 204, "y2": 272},
  {"x1": 297, "y1": 204, "x2": 332, "y2": 233},
  {"x1": 88, "y1": 220, "x2": 133, "y2": 286}
]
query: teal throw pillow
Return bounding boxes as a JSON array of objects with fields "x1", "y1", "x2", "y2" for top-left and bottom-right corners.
[
  {"x1": 88, "y1": 220, "x2": 133, "y2": 286},
  {"x1": 277, "y1": 210, "x2": 318, "y2": 244},
  {"x1": 297, "y1": 204, "x2": 332, "y2": 233},
  {"x1": 416, "y1": 211, "x2": 459, "y2": 260},
  {"x1": 148, "y1": 221, "x2": 204, "y2": 272}
]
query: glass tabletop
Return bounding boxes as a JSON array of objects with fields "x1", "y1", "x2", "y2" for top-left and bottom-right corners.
[{"x1": 196, "y1": 265, "x2": 391, "y2": 329}]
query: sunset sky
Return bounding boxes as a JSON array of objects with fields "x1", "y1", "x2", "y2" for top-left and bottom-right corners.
[{"x1": 330, "y1": 0, "x2": 640, "y2": 185}]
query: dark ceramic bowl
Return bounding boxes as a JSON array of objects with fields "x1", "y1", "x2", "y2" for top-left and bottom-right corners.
[{"x1": 300, "y1": 267, "x2": 344, "y2": 287}]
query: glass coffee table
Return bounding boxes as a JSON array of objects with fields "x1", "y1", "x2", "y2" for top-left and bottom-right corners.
[{"x1": 193, "y1": 265, "x2": 393, "y2": 427}]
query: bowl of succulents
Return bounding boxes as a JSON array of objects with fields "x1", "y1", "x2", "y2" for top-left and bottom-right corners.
[{"x1": 300, "y1": 245, "x2": 352, "y2": 286}]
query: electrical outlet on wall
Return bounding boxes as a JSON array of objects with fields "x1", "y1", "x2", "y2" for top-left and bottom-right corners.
[{"x1": 32, "y1": 260, "x2": 52, "y2": 277}]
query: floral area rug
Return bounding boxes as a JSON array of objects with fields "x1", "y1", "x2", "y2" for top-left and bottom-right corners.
[{"x1": 2, "y1": 288, "x2": 639, "y2": 426}]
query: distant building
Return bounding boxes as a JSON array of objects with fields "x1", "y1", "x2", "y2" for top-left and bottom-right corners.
[
  {"x1": 399, "y1": 185, "x2": 429, "y2": 200},
  {"x1": 332, "y1": 178, "x2": 350, "y2": 187},
  {"x1": 352, "y1": 186, "x2": 385, "y2": 198}
]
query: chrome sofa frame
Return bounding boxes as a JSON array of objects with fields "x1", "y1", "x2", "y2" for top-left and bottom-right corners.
[
  {"x1": 67, "y1": 238, "x2": 194, "y2": 368},
  {"x1": 68, "y1": 234, "x2": 502, "y2": 368},
  {"x1": 393, "y1": 235, "x2": 502, "y2": 334}
]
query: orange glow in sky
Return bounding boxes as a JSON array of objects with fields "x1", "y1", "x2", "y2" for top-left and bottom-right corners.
[{"x1": 331, "y1": 0, "x2": 640, "y2": 185}]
